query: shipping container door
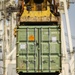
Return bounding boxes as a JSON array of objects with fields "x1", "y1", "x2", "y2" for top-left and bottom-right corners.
[
  {"x1": 17, "y1": 26, "x2": 61, "y2": 73},
  {"x1": 39, "y1": 28, "x2": 61, "y2": 72},
  {"x1": 17, "y1": 28, "x2": 39, "y2": 72}
]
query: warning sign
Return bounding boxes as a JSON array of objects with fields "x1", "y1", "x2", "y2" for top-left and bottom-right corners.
[{"x1": 29, "y1": 35, "x2": 34, "y2": 41}]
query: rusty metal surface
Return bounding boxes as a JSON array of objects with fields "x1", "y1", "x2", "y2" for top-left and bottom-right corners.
[{"x1": 17, "y1": 0, "x2": 60, "y2": 23}]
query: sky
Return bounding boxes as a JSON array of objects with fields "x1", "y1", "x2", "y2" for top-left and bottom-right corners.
[
  {"x1": 69, "y1": 4, "x2": 75, "y2": 36},
  {"x1": 68, "y1": 4, "x2": 75, "y2": 36},
  {"x1": 68, "y1": 4, "x2": 75, "y2": 47},
  {"x1": 15, "y1": 0, "x2": 18, "y2": 3},
  {"x1": 63, "y1": 3, "x2": 75, "y2": 47}
]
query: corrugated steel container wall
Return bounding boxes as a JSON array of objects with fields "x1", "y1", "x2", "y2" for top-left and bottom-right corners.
[{"x1": 16, "y1": 25, "x2": 61, "y2": 73}]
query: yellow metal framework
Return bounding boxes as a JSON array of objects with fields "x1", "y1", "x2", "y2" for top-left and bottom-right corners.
[{"x1": 19, "y1": 0, "x2": 59, "y2": 22}]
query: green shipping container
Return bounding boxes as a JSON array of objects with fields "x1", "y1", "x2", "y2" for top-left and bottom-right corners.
[{"x1": 16, "y1": 25, "x2": 61, "y2": 73}]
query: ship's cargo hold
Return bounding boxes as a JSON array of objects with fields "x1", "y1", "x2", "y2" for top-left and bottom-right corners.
[{"x1": 16, "y1": 25, "x2": 61, "y2": 74}]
